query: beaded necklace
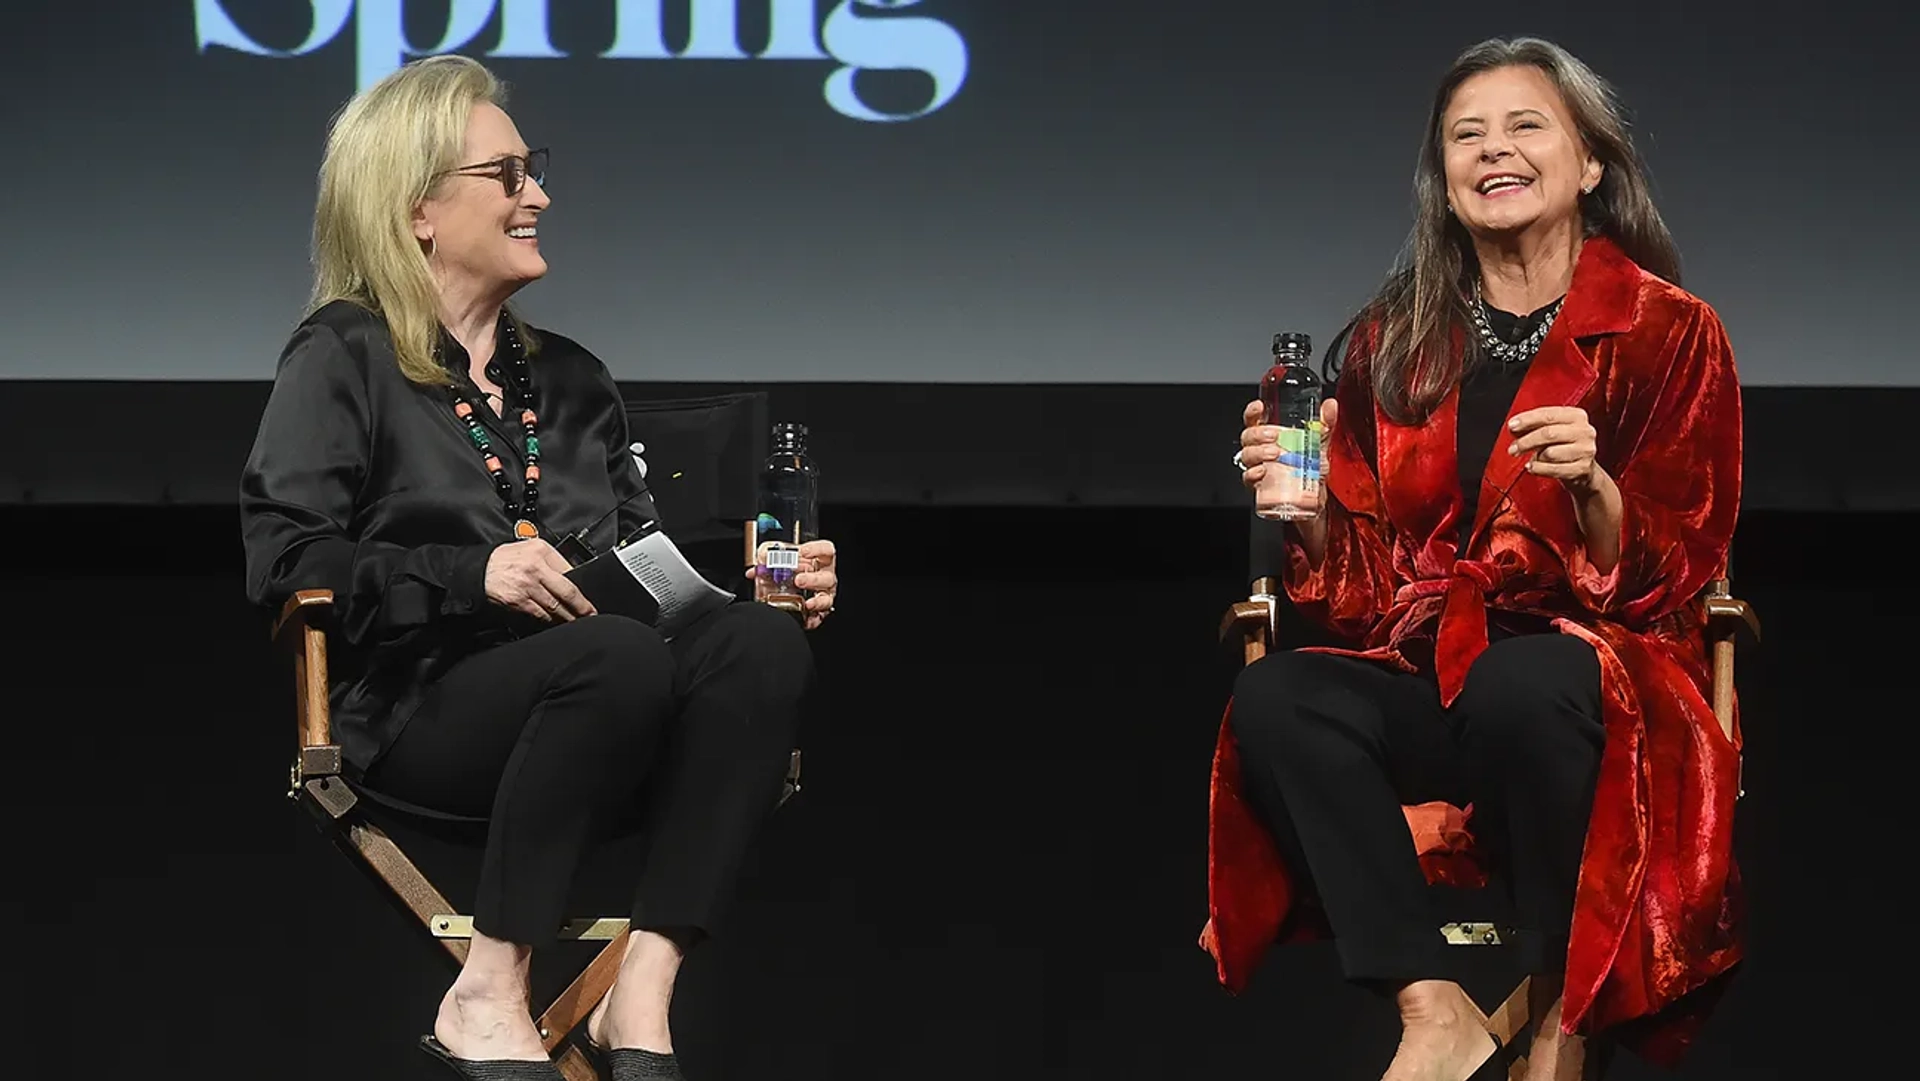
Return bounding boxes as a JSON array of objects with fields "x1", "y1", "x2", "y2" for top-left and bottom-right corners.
[{"x1": 447, "y1": 318, "x2": 543, "y2": 540}]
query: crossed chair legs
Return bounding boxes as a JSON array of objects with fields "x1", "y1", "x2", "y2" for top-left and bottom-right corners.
[
  {"x1": 296, "y1": 773, "x2": 620, "y2": 1080},
  {"x1": 295, "y1": 754, "x2": 803, "y2": 1080},
  {"x1": 282, "y1": 586, "x2": 807, "y2": 1080}
]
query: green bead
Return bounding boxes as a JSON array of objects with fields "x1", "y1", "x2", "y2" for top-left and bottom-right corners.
[{"x1": 525, "y1": 436, "x2": 540, "y2": 455}]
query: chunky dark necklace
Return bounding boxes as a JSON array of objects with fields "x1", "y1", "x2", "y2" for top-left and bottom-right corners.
[
  {"x1": 448, "y1": 318, "x2": 543, "y2": 540},
  {"x1": 1469, "y1": 279, "x2": 1562, "y2": 365}
]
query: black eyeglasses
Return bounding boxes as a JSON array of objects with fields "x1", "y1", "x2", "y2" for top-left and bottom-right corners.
[{"x1": 440, "y1": 148, "x2": 548, "y2": 197}]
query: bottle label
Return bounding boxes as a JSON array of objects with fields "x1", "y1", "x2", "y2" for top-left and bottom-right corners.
[
  {"x1": 1276, "y1": 420, "x2": 1325, "y2": 483},
  {"x1": 760, "y1": 544, "x2": 802, "y2": 592},
  {"x1": 1253, "y1": 418, "x2": 1325, "y2": 522}
]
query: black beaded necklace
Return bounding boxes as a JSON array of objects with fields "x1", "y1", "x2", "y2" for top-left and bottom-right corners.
[{"x1": 447, "y1": 318, "x2": 543, "y2": 540}]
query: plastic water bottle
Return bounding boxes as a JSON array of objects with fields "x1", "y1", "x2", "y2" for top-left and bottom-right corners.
[
  {"x1": 754, "y1": 422, "x2": 819, "y2": 611},
  {"x1": 1254, "y1": 332, "x2": 1324, "y2": 521}
]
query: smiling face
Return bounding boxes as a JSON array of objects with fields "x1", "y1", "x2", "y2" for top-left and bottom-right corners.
[
  {"x1": 413, "y1": 102, "x2": 550, "y2": 302},
  {"x1": 1440, "y1": 65, "x2": 1602, "y2": 241}
]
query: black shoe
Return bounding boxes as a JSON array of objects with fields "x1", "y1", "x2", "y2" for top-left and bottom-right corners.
[
  {"x1": 419, "y1": 1035, "x2": 566, "y2": 1080},
  {"x1": 579, "y1": 1031, "x2": 686, "y2": 1081},
  {"x1": 606, "y1": 1048, "x2": 685, "y2": 1080}
]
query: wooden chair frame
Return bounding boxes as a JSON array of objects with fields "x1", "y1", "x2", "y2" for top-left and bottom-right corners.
[
  {"x1": 1218, "y1": 570, "x2": 1758, "y2": 1075},
  {"x1": 280, "y1": 556, "x2": 805, "y2": 1079}
]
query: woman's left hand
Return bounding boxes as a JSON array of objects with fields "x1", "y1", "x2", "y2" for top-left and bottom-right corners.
[
  {"x1": 751, "y1": 539, "x2": 839, "y2": 630},
  {"x1": 1508, "y1": 406, "x2": 1611, "y2": 499},
  {"x1": 794, "y1": 539, "x2": 838, "y2": 630},
  {"x1": 1508, "y1": 406, "x2": 1625, "y2": 572}
]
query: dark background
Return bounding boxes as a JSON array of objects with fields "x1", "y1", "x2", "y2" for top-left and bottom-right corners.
[
  {"x1": 9, "y1": 1, "x2": 1913, "y2": 1077},
  {"x1": 14, "y1": 502, "x2": 1905, "y2": 1079},
  {"x1": 2, "y1": 0, "x2": 1915, "y2": 384}
]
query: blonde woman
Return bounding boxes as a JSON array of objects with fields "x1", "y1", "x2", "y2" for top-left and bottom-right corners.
[{"x1": 241, "y1": 56, "x2": 839, "y2": 1081}]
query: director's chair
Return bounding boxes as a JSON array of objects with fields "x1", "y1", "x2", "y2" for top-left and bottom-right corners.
[
  {"x1": 1219, "y1": 556, "x2": 1757, "y2": 1077},
  {"x1": 280, "y1": 392, "x2": 802, "y2": 1080}
]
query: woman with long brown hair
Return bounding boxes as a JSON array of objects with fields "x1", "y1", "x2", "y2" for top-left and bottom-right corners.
[{"x1": 1209, "y1": 37, "x2": 1742, "y2": 1080}]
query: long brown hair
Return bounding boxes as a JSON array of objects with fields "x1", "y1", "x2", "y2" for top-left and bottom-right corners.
[{"x1": 1360, "y1": 37, "x2": 1680, "y2": 423}]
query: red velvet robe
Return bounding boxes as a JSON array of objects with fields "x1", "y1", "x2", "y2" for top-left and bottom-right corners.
[{"x1": 1202, "y1": 238, "x2": 1744, "y2": 1060}]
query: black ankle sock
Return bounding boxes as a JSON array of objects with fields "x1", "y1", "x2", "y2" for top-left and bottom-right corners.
[{"x1": 607, "y1": 1048, "x2": 682, "y2": 1080}]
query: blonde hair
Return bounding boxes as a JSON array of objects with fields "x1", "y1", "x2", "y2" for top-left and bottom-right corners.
[{"x1": 311, "y1": 55, "x2": 534, "y2": 386}]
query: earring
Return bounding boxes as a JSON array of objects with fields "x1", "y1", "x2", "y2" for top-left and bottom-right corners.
[
  {"x1": 1580, "y1": 185, "x2": 1593, "y2": 195},
  {"x1": 428, "y1": 236, "x2": 437, "y2": 259}
]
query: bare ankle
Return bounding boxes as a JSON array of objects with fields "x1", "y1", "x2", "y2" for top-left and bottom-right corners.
[
  {"x1": 448, "y1": 974, "x2": 525, "y2": 1012},
  {"x1": 1525, "y1": 979, "x2": 1576, "y2": 1046},
  {"x1": 434, "y1": 965, "x2": 546, "y2": 1060},
  {"x1": 620, "y1": 931, "x2": 686, "y2": 979},
  {"x1": 1379, "y1": 982, "x2": 1499, "y2": 1081},
  {"x1": 1395, "y1": 980, "x2": 1482, "y2": 1027},
  {"x1": 442, "y1": 934, "x2": 535, "y2": 1027},
  {"x1": 601, "y1": 932, "x2": 684, "y2": 1052}
]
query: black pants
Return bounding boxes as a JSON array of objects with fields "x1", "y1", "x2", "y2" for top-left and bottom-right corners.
[
  {"x1": 366, "y1": 603, "x2": 813, "y2": 946},
  {"x1": 1229, "y1": 633, "x2": 1603, "y2": 983}
]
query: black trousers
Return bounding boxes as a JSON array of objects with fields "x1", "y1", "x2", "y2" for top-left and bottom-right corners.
[
  {"x1": 365, "y1": 603, "x2": 813, "y2": 946},
  {"x1": 1229, "y1": 633, "x2": 1603, "y2": 983}
]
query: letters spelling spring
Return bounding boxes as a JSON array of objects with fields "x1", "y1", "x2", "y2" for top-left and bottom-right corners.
[{"x1": 195, "y1": 0, "x2": 970, "y2": 123}]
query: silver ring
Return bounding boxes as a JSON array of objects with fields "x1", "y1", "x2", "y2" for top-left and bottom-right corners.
[{"x1": 1231, "y1": 449, "x2": 1247, "y2": 471}]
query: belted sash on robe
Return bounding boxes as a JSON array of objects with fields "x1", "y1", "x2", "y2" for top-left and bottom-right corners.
[{"x1": 1393, "y1": 559, "x2": 1502, "y2": 707}]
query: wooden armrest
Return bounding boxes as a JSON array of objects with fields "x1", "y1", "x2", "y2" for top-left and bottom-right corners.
[
  {"x1": 1701, "y1": 571, "x2": 1760, "y2": 641},
  {"x1": 273, "y1": 590, "x2": 336, "y2": 755},
  {"x1": 1704, "y1": 594, "x2": 1761, "y2": 643},
  {"x1": 1700, "y1": 578, "x2": 1755, "y2": 753},
  {"x1": 1219, "y1": 577, "x2": 1278, "y2": 640},
  {"x1": 1220, "y1": 578, "x2": 1278, "y2": 666},
  {"x1": 1221, "y1": 579, "x2": 1282, "y2": 629},
  {"x1": 273, "y1": 589, "x2": 335, "y2": 649},
  {"x1": 1219, "y1": 598, "x2": 1273, "y2": 642}
]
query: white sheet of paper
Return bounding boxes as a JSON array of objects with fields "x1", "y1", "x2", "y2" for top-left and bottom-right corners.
[{"x1": 614, "y1": 530, "x2": 736, "y2": 640}]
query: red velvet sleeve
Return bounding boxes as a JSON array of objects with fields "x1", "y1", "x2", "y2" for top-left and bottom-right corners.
[
  {"x1": 1565, "y1": 300, "x2": 1743, "y2": 627},
  {"x1": 1283, "y1": 367, "x2": 1398, "y2": 643}
]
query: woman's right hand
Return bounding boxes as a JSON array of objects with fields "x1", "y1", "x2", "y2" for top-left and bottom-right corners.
[
  {"x1": 1238, "y1": 397, "x2": 1338, "y2": 492},
  {"x1": 1241, "y1": 397, "x2": 1338, "y2": 566},
  {"x1": 485, "y1": 539, "x2": 597, "y2": 622}
]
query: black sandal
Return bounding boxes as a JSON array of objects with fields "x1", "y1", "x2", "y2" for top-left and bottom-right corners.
[
  {"x1": 606, "y1": 1048, "x2": 686, "y2": 1080},
  {"x1": 580, "y1": 1031, "x2": 686, "y2": 1080},
  {"x1": 419, "y1": 1035, "x2": 566, "y2": 1080}
]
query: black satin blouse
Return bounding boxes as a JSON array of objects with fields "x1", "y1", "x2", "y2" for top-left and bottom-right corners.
[{"x1": 240, "y1": 300, "x2": 663, "y2": 777}]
